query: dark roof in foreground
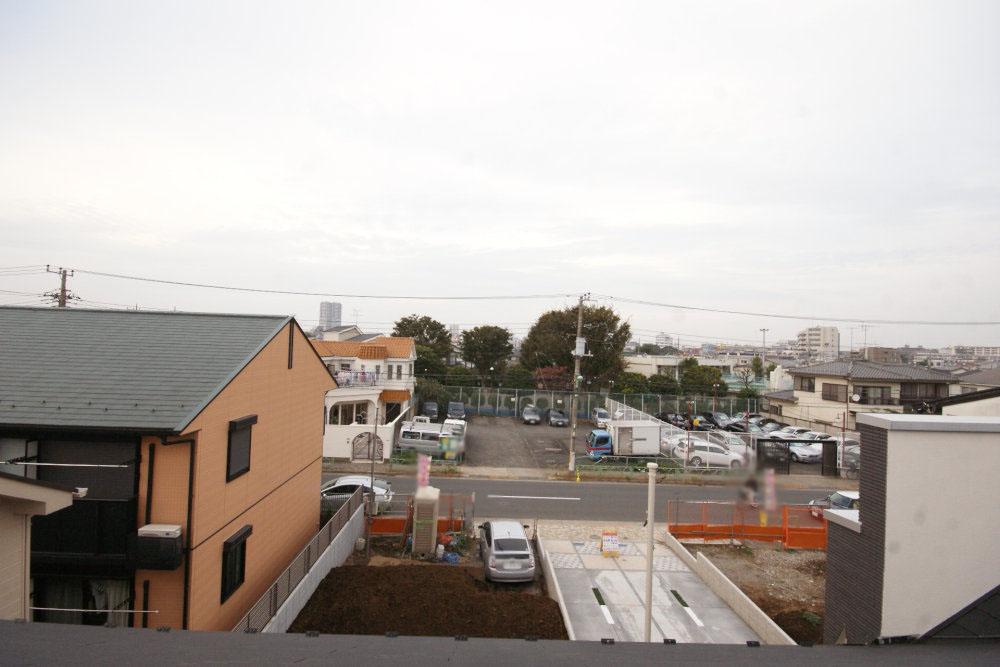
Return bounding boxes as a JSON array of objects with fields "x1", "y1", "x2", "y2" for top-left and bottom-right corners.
[
  {"x1": 0, "y1": 307, "x2": 290, "y2": 432},
  {"x1": 930, "y1": 386, "x2": 1000, "y2": 410},
  {"x1": 787, "y1": 361, "x2": 956, "y2": 382},
  {"x1": 0, "y1": 621, "x2": 997, "y2": 667},
  {"x1": 924, "y1": 583, "x2": 1000, "y2": 641},
  {"x1": 765, "y1": 389, "x2": 796, "y2": 402}
]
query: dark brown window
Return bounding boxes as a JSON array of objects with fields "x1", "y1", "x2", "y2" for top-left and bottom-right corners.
[
  {"x1": 900, "y1": 383, "x2": 948, "y2": 399},
  {"x1": 822, "y1": 383, "x2": 848, "y2": 402},
  {"x1": 858, "y1": 386, "x2": 892, "y2": 404},
  {"x1": 221, "y1": 525, "x2": 252, "y2": 603},
  {"x1": 227, "y1": 415, "x2": 257, "y2": 482},
  {"x1": 794, "y1": 376, "x2": 815, "y2": 392}
]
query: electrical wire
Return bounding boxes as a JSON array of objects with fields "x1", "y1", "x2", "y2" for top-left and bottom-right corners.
[{"x1": 72, "y1": 268, "x2": 577, "y2": 301}]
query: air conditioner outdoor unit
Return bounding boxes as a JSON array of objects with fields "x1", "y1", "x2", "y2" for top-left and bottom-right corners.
[
  {"x1": 412, "y1": 486, "x2": 440, "y2": 558},
  {"x1": 136, "y1": 524, "x2": 183, "y2": 570}
]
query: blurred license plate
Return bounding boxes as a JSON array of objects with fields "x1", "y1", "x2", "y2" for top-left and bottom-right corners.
[{"x1": 502, "y1": 561, "x2": 520, "y2": 570}]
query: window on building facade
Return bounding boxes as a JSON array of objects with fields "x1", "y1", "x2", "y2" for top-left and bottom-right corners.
[
  {"x1": 900, "y1": 383, "x2": 948, "y2": 399},
  {"x1": 794, "y1": 376, "x2": 816, "y2": 392},
  {"x1": 822, "y1": 383, "x2": 848, "y2": 402},
  {"x1": 375, "y1": 364, "x2": 381, "y2": 376},
  {"x1": 226, "y1": 415, "x2": 257, "y2": 482},
  {"x1": 221, "y1": 525, "x2": 252, "y2": 603},
  {"x1": 340, "y1": 363, "x2": 351, "y2": 371},
  {"x1": 857, "y1": 386, "x2": 892, "y2": 404},
  {"x1": 397, "y1": 364, "x2": 403, "y2": 379}
]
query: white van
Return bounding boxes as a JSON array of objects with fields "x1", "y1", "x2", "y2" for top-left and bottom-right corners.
[{"x1": 398, "y1": 418, "x2": 466, "y2": 460}]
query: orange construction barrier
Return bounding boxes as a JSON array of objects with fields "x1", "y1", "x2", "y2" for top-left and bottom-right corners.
[{"x1": 666, "y1": 501, "x2": 827, "y2": 550}]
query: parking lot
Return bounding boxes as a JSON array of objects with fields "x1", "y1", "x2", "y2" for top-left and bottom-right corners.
[{"x1": 464, "y1": 415, "x2": 589, "y2": 469}]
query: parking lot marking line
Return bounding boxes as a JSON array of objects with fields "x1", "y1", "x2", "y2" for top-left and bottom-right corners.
[
  {"x1": 487, "y1": 495, "x2": 581, "y2": 501},
  {"x1": 600, "y1": 605, "x2": 615, "y2": 625},
  {"x1": 683, "y1": 606, "x2": 705, "y2": 627}
]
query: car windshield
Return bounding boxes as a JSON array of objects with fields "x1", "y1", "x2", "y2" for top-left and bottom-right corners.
[
  {"x1": 524, "y1": 408, "x2": 538, "y2": 415},
  {"x1": 595, "y1": 409, "x2": 609, "y2": 418},
  {"x1": 372, "y1": 479, "x2": 390, "y2": 490},
  {"x1": 494, "y1": 537, "x2": 529, "y2": 552},
  {"x1": 551, "y1": 410, "x2": 565, "y2": 418}
]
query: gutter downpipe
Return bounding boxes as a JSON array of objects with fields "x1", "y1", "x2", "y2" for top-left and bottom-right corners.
[{"x1": 161, "y1": 435, "x2": 196, "y2": 630}]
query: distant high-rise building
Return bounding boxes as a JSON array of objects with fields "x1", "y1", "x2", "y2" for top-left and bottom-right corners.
[
  {"x1": 655, "y1": 332, "x2": 675, "y2": 349},
  {"x1": 319, "y1": 301, "x2": 342, "y2": 330},
  {"x1": 795, "y1": 326, "x2": 840, "y2": 362}
]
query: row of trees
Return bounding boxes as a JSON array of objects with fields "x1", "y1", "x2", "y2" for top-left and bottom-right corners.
[{"x1": 395, "y1": 308, "x2": 774, "y2": 399}]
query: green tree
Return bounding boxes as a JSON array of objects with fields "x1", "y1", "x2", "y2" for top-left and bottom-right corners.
[
  {"x1": 414, "y1": 344, "x2": 446, "y2": 379},
  {"x1": 415, "y1": 378, "x2": 451, "y2": 410},
  {"x1": 445, "y1": 365, "x2": 479, "y2": 387},
  {"x1": 679, "y1": 359, "x2": 728, "y2": 395},
  {"x1": 616, "y1": 372, "x2": 649, "y2": 394},
  {"x1": 647, "y1": 373, "x2": 680, "y2": 395},
  {"x1": 637, "y1": 343, "x2": 680, "y2": 356},
  {"x1": 533, "y1": 365, "x2": 572, "y2": 390},
  {"x1": 766, "y1": 362, "x2": 777, "y2": 376},
  {"x1": 735, "y1": 366, "x2": 756, "y2": 395},
  {"x1": 751, "y1": 356, "x2": 764, "y2": 379},
  {"x1": 392, "y1": 315, "x2": 452, "y2": 358},
  {"x1": 460, "y1": 325, "x2": 514, "y2": 383},
  {"x1": 519, "y1": 305, "x2": 631, "y2": 385},
  {"x1": 502, "y1": 364, "x2": 535, "y2": 389}
]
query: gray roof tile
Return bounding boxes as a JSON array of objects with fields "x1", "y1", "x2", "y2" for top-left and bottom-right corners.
[
  {"x1": 787, "y1": 361, "x2": 955, "y2": 382},
  {"x1": 0, "y1": 306, "x2": 289, "y2": 432}
]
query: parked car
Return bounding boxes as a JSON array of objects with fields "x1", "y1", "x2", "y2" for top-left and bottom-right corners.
[
  {"x1": 841, "y1": 444, "x2": 860, "y2": 477},
  {"x1": 699, "y1": 412, "x2": 731, "y2": 428},
  {"x1": 731, "y1": 412, "x2": 763, "y2": 422},
  {"x1": 801, "y1": 431, "x2": 833, "y2": 441},
  {"x1": 321, "y1": 475, "x2": 393, "y2": 513},
  {"x1": 585, "y1": 429, "x2": 613, "y2": 460},
  {"x1": 447, "y1": 401, "x2": 466, "y2": 420},
  {"x1": 809, "y1": 490, "x2": 860, "y2": 518},
  {"x1": 672, "y1": 441, "x2": 744, "y2": 469},
  {"x1": 422, "y1": 401, "x2": 439, "y2": 421},
  {"x1": 655, "y1": 412, "x2": 691, "y2": 429},
  {"x1": 521, "y1": 405, "x2": 541, "y2": 425},
  {"x1": 789, "y1": 442, "x2": 822, "y2": 463},
  {"x1": 546, "y1": 409, "x2": 569, "y2": 427},
  {"x1": 591, "y1": 407, "x2": 610, "y2": 428},
  {"x1": 479, "y1": 520, "x2": 536, "y2": 582},
  {"x1": 774, "y1": 426, "x2": 811, "y2": 439},
  {"x1": 724, "y1": 421, "x2": 765, "y2": 435},
  {"x1": 758, "y1": 420, "x2": 787, "y2": 433}
]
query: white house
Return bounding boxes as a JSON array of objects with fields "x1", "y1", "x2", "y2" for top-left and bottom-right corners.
[
  {"x1": 311, "y1": 336, "x2": 417, "y2": 461},
  {"x1": 625, "y1": 355, "x2": 733, "y2": 380}
]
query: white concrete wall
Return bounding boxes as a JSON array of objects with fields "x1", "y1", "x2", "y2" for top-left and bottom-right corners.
[
  {"x1": 0, "y1": 507, "x2": 28, "y2": 620},
  {"x1": 943, "y1": 395, "x2": 1000, "y2": 417},
  {"x1": 880, "y1": 428, "x2": 1000, "y2": 637},
  {"x1": 535, "y1": 534, "x2": 575, "y2": 640},
  {"x1": 262, "y1": 503, "x2": 365, "y2": 633}
]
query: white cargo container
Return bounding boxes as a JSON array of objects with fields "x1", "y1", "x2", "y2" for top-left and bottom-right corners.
[{"x1": 607, "y1": 420, "x2": 662, "y2": 456}]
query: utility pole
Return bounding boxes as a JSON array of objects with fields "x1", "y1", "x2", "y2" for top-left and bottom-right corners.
[
  {"x1": 568, "y1": 293, "x2": 590, "y2": 473},
  {"x1": 45, "y1": 265, "x2": 75, "y2": 307},
  {"x1": 759, "y1": 328, "x2": 769, "y2": 376}
]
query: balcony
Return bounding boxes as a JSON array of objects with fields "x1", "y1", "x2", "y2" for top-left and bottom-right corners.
[
  {"x1": 331, "y1": 370, "x2": 385, "y2": 388},
  {"x1": 856, "y1": 396, "x2": 900, "y2": 406},
  {"x1": 32, "y1": 498, "x2": 137, "y2": 576}
]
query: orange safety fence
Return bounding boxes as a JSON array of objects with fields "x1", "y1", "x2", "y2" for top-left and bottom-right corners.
[
  {"x1": 369, "y1": 517, "x2": 465, "y2": 535},
  {"x1": 666, "y1": 501, "x2": 827, "y2": 550}
]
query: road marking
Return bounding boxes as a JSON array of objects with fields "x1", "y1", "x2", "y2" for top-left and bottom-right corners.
[
  {"x1": 600, "y1": 605, "x2": 615, "y2": 625},
  {"x1": 487, "y1": 494, "x2": 581, "y2": 501},
  {"x1": 683, "y1": 606, "x2": 704, "y2": 627}
]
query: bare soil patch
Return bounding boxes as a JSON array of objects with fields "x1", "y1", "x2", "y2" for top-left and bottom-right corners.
[
  {"x1": 689, "y1": 542, "x2": 825, "y2": 645},
  {"x1": 288, "y1": 564, "x2": 566, "y2": 639}
]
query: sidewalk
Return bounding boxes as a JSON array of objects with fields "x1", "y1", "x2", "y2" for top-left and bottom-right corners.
[
  {"x1": 537, "y1": 520, "x2": 759, "y2": 644},
  {"x1": 321, "y1": 460, "x2": 854, "y2": 490}
]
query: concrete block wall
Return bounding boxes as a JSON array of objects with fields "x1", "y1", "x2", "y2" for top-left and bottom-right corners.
[{"x1": 535, "y1": 534, "x2": 575, "y2": 640}]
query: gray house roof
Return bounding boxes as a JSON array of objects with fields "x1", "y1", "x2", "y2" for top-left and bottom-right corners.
[
  {"x1": 787, "y1": 361, "x2": 956, "y2": 382},
  {"x1": 958, "y1": 368, "x2": 1000, "y2": 387},
  {"x1": 0, "y1": 306, "x2": 291, "y2": 433}
]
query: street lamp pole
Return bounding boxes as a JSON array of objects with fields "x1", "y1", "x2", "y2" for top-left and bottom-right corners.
[
  {"x1": 643, "y1": 462, "x2": 658, "y2": 642},
  {"x1": 712, "y1": 383, "x2": 719, "y2": 411},
  {"x1": 568, "y1": 293, "x2": 590, "y2": 473}
]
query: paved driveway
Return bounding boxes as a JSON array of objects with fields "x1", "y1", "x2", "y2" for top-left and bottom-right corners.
[{"x1": 539, "y1": 523, "x2": 760, "y2": 644}]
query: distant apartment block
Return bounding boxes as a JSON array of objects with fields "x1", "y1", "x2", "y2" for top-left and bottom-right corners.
[
  {"x1": 861, "y1": 347, "x2": 902, "y2": 364},
  {"x1": 318, "y1": 301, "x2": 343, "y2": 330},
  {"x1": 795, "y1": 326, "x2": 840, "y2": 362},
  {"x1": 0, "y1": 307, "x2": 334, "y2": 631},
  {"x1": 655, "y1": 332, "x2": 676, "y2": 349}
]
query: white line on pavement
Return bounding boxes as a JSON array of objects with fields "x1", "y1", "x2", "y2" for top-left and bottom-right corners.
[
  {"x1": 683, "y1": 606, "x2": 705, "y2": 627},
  {"x1": 600, "y1": 605, "x2": 615, "y2": 625},
  {"x1": 487, "y1": 494, "x2": 581, "y2": 501}
]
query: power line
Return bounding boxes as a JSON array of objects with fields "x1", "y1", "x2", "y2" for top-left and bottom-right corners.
[
  {"x1": 72, "y1": 268, "x2": 577, "y2": 301},
  {"x1": 597, "y1": 294, "x2": 1000, "y2": 326}
]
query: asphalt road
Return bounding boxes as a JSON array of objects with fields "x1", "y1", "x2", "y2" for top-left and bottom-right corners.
[{"x1": 321, "y1": 474, "x2": 833, "y2": 522}]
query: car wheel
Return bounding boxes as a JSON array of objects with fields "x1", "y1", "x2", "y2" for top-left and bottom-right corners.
[
  {"x1": 689, "y1": 456, "x2": 703, "y2": 467},
  {"x1": 791, "y1": 453, "x2": 799, "y2": 463},
  {"x1": 730, "y1": 460, "x2": 741, "y2": 469}
]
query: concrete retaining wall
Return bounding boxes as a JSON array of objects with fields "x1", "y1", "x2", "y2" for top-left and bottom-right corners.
[
  {"x1": 536, "y1": 534, "x2": 575, "y2": 640},
  {"x1": 262, "y1": 504, "x2": 366, "y2": 633},
  {"x1": 660, "y1": 532, "x2": 795, "y2": 645}
]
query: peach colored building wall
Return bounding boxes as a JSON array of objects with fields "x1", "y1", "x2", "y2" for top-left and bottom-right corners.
[{"x1": 133, "y1": 322, "x2": 334, "y2": 631}]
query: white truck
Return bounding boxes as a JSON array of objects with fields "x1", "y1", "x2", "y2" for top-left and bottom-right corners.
[{"x1": 586, "y1": 420, "x2": 663, "y2": 460}]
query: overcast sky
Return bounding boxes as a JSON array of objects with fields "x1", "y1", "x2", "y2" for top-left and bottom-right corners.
[{"x1": 1, "y1": 1, "x2": 998, "y2": 349}]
